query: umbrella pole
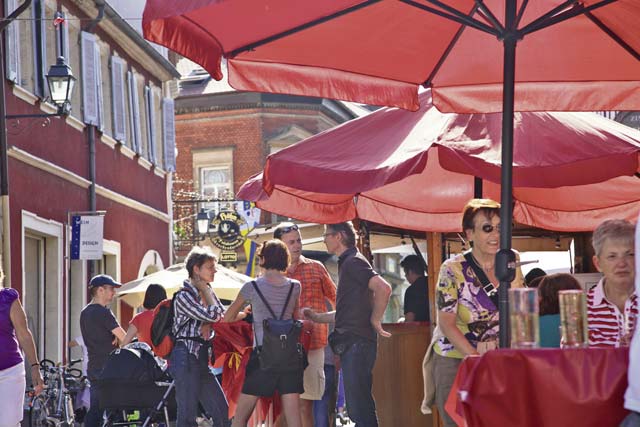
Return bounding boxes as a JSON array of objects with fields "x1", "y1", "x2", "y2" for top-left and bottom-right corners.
[{"x1": 496, "y1": 0, "x2": 518, "y2": 349}]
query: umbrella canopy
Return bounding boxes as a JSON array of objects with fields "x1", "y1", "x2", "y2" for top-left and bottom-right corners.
[
  {"x1": 143, "y1": 0, "x2": 640, "y2": 113},
  {"x1": 239, "y1": 159, "x2": 640, "y2": 233},
  {"x1": 117, "y1": 263, "x2": 250, "y2": 308},
  {"x1": 260, "y1": 91, "x2": 640, "y2": 192}
]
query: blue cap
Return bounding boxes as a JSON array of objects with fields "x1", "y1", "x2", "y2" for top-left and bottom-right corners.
[{"x1": 88, "y1": 274, "x2": 122, "y2": 288}]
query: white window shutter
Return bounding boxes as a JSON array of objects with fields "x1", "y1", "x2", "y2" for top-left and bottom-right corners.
[
  {"x1": 95, "y1": 44, "x2": 104, "y2": 132},
  {"x1": 81, "y1": 31, "x2": 98, "y2": 125},
  {"x1": 127, "y1": 71, "x2": 142, "y2": 154},
  {"x1": 162, "y1": 98, "x2": 176, "y2": 172},
  {"x1": 110, "y1": 56, "x2": 126, "y2": 142},
  {"x1": 4, "y1": 0, "x2": 20, "y2": 84},
  {"x1": 145, "y1": 86, "x2": 157, "y2": 164},
  {"x1": 33, "y1": 0, "x2": 47, "y2": 97}
]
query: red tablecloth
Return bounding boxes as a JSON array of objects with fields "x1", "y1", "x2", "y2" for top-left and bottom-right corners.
[{"x1": 445, "y1": 347, "x2": 630, "y2": 427}]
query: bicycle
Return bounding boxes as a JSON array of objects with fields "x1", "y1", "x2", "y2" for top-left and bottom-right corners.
[{"x1": 26, "y1": 358, "x2": 85, "y2": 427}]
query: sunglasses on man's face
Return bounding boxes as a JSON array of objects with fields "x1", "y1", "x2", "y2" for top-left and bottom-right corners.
[{"x1": 480, "y1": 223, "x2": 501, "y2": 234}]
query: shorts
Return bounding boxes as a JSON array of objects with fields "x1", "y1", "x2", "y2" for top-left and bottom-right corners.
[
  {"x1": 0, "y1": 362, "x2": 26, "y2": 427},
  {"x1": 242, "y1": 349, "x2": 304, "y2": 397},
  {"x1": 300, "y1": 348, "x2": 325, "y2": 400}
]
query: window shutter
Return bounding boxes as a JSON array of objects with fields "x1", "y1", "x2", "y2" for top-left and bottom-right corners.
[
  {"x1": 110, "y1": 56, "x2": 126, "y2": 142},
  {"x1": 55, "y1": 11, "x2": 70, "y2": 61},
  {"x1": 32, "y1": 0, "x2": 47, "y2": 97},
  {"x1": 127, "y1": 71, "x2": 142, "y2": 154},
  {"x1": 81, "y1": 31, "x2": 98, "y2": 125},
  {"x1": 4, "y1": 0, "x2": 20, "y2": 84},
  {"x1": 145, "y1": 86, "x2": 157, "y2": 164},
  {"x1": 162, "y1": 98, "x2": 176, "y2": 172},
  {"x1": 95, "y1": 44, "x2": 104, "y2": 132}
]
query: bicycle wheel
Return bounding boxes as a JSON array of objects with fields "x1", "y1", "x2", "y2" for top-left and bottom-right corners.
[{"x1": 28, "y1": 395, "x2": 50, "y2": 427}]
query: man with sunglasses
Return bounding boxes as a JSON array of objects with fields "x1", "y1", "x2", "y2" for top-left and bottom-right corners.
[
  {"x1": 274, "y1": 222, "x2": 337, "y2": 427},
  {"x1": 303, "y1": 221, "x2": 392, "y2": 427}
]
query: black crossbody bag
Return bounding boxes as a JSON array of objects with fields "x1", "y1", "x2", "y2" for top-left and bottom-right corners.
[{"x1": 463, "y1": 250, "x2": 499, "y2": 309}]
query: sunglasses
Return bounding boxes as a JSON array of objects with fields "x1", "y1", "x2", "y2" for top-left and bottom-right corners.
[
  {"x1": 480, "y1": 223, "x2": 501, "y2": 234},
  {"x1": 274, "y1": 224, "x2": 299, "y2": 238}
]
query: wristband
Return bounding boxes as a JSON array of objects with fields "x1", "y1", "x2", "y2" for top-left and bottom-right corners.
[{"x1": 31, "y1": 362, "x2": 39, "y2": 368}]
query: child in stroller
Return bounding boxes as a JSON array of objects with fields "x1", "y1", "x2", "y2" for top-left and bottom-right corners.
[{"x1": 94, "y1": 343, "x2": 177, "y2": 426}]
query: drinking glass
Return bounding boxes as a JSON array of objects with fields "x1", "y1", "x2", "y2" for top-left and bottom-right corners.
[
  {"x1": 558, "y1": 290, "x2": 588, "y2": 348},
  {"x1": 509, "y1": 288, "x2": 539, "y2": 349}
]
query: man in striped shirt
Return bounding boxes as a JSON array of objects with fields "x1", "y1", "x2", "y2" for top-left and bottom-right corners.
[
  {"x1": 169, "y1": 246, "x2": 230, "y2": 427},
  {"x1": 274, "y1": 222, "x2": 337, "y2": 427},
  {"x1": 587, "y1": 219, "x2": 638, "y2": 348}
]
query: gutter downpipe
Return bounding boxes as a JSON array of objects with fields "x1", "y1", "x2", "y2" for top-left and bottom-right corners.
[
  {"x1": 0, "y1": 0, "x2": 33, "y2": 287},
  {"x1": 83, "y1": 2, "x2": 104, "y2": 280}
]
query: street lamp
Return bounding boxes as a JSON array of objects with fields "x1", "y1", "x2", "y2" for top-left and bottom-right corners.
[
  {"x1": 196, "y1": 209, "x2": 211, "y2": 236},
  {"x1": 6, "y1": 56, "x2": 76, "y2": 119},
  {"x1": 46, "y1": 56, "x2": 76, "y2": 115}
]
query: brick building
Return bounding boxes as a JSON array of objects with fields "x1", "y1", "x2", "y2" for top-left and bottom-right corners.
[{"x1": 172, "y1": 62, "x2": 364, "y2": 257}]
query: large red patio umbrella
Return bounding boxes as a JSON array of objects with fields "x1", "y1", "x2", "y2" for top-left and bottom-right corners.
[
  {"x1": 237, "y1": 93, "x2": 640, "y2": 230},
  {"x1": 143, "y1": 0, "x2": 640, "y2": 346}
]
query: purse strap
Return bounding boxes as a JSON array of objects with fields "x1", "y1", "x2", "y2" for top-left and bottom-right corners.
[
  {"x1": 251, "y1": 280, "x2": 294, "y2": 320},
  {"x1": 463, "y1": 250, "x2": 499, "y2": 308}
]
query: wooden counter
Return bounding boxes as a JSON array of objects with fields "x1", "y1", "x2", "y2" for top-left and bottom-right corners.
[{"x1": 372, "y1": 322, "x2": 432, "y2": 427}]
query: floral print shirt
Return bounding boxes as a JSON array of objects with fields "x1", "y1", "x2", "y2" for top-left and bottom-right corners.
[{"x1": 434, "y1": 253, "x2": 524, "y2": 359}]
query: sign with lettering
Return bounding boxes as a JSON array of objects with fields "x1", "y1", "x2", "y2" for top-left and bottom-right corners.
[
  {"x1": 210, "y1": 210, "x2": 246, "y2": 250},
  {"x1": 70, "y1": 214, "x2": 104, "y2": 260},
  {"x1": 220, "y1": 251, "x2": 238, "y2": 263}
]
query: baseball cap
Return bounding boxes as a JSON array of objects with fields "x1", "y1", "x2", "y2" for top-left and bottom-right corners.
[{"x1": 88, "y1": 274, "x2": 122, "y2": 288}]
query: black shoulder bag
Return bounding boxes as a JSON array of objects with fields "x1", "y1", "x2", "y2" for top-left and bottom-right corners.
[
  {"x1": 463, "y1": 250, "x2": 499, "y2": 309},
  {"x1": 251, "y1": 281, "x2": 306, "y2": 372}
]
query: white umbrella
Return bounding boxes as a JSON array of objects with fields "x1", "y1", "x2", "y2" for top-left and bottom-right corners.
[{"x1": 117, "y1": 263, "x2": 249, "y2": 307}]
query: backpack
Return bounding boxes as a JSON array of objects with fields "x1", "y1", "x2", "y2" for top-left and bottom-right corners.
[
  {"x1": 251, "y1": 281, "x2": 305, "y2": 372},
  {"x1": 150, "y1": 290, "x2": 186, "y2": 358}
]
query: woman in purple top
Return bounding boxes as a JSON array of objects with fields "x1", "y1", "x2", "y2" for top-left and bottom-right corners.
[{"x1": 1, "y1": 287, "x2": 44, "y2": 426}]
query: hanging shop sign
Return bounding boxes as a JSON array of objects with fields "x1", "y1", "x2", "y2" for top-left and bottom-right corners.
[{"x1": 210, "y1": 210, "x2": 246, "y2": 250}]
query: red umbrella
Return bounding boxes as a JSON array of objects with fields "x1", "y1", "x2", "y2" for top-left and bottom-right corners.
[
  {"x1": 239, "y1": 159, "x2": 640, "y2": 233},
  {"x1": 143, "y1": 0, "x2": 640, "y2": 345}
]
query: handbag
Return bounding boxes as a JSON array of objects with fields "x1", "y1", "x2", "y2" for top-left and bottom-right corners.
[
  {"x1": 421, "y1": 325, "x2": 443, "y2": 415},
  {"x1": 328, "y1": 330, "x2": 357, "y2": 355}
]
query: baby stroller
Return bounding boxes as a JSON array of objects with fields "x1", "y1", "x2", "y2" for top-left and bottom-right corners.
[{"x1": 94, "y1": 344, "x2": 177, "y2": 427}]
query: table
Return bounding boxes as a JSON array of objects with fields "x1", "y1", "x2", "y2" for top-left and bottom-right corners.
[{"x1": 445, "y1": 347, "x2": 629, "y2": 427}]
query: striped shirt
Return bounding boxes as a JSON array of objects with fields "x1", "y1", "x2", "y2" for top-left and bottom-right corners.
[
  {"x1": 288, "y1": 256, "x2": 337, "y2": 350},
  {"x1": 172, "y1": 280, "x2": 225, "y2": 356},
  {"x1": 587, "y1": 278, "x2": 638, "y2": 347}
]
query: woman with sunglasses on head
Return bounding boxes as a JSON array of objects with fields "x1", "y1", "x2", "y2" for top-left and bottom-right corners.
[{"x1": 430, "y1": 199, "x2": 524, "y2": 427}]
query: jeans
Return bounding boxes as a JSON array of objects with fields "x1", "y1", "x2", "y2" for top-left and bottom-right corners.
[
  {"x1": 340, "y1": 339, "x2": 378, "y2": 427},
  {"x1": 313, "y1": 364, "x2": 337, "y2": 427},
  {"x1": 85, "y1": 368, "x2": 103, "y2": 427},
  {"x1": 168, "y1": 342, "x2": 231, "y2": 427}
]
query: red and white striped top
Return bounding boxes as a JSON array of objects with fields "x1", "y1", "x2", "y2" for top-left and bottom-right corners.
[{"x1": 587, "y1": 279, "x2": 638, "y2": 347}]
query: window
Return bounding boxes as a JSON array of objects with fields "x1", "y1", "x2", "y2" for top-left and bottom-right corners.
[
  {"x1": 201, "y1": 166, "x2": 232, "y2": 201},
  {"x1": 127, "y1": 70, "x2": 142, "y2": 154},
  {"x1": 32, "y1": 0, "x2": 47, "y2": 98},
  {"x1": 144, "y1": 85, "x2": 156, "y2": 164}
]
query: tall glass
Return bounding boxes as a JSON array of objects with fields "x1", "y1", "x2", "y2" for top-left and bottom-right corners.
[
  {"x1": 558, "y1": 290, "x2": 588, "y2": 348},
  {"x1": 509, "y1": 288, "x2": 539, "y2": 349}
]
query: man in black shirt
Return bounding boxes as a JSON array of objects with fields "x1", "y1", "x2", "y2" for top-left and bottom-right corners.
[
  {"x1": 80, "y1": 274, "x2": 126, "y2": 427},
  {"x1": 400, "y1": 255, "x2": 430, "y2": 322},
  {"x1": 303, "y1": 222, "x2": 392, "y2": 427}
]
